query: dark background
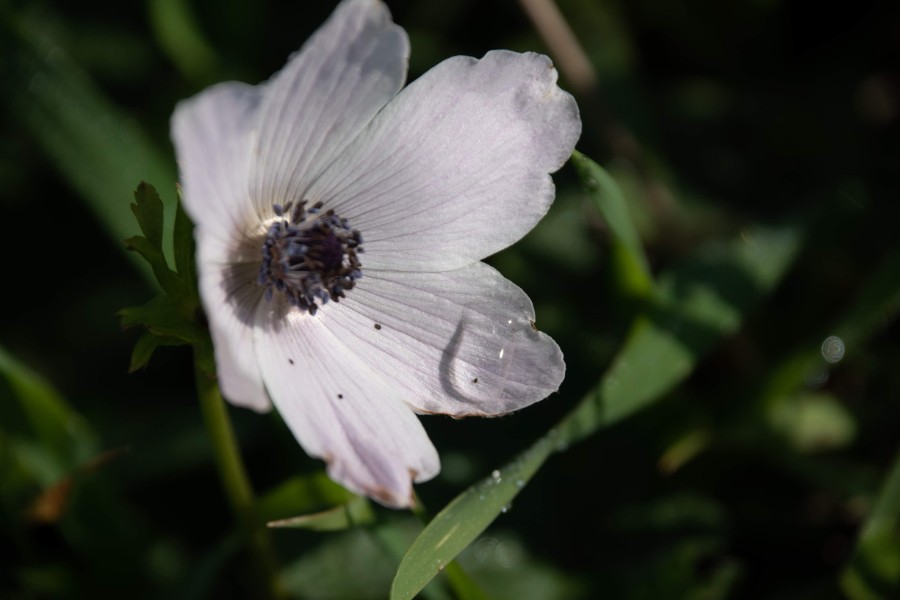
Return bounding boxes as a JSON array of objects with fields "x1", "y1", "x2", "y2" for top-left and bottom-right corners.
[{"x1": 1, "y1": 0, "x2": 898, "y2": 598}]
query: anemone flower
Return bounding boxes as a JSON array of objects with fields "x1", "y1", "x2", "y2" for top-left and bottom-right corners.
[{"x1": 171, "y1": 0, "x2": 581, "y2": 507}]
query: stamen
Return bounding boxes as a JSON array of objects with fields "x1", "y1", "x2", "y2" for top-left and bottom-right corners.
[{"x1": 257, "y1": 200, "x2": 363, "y2": 314}]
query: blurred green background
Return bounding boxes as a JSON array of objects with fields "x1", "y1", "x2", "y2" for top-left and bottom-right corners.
[{"x1": 1, "y1": 0, "x2": 898, "y2": 598}]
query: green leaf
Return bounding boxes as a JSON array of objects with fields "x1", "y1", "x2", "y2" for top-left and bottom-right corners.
[
  {"x1": 769, "y1": 392, "x2": 856, "y2": 453},
  {"x1": 119, "y1": 295, "x2": 205, "y2": 344},
  {"x1": 571, "y1": 150, "x2": 654, "y2": 303},
  {"x1": 283, "y1": 523, "x2": 455, "y2": 600},
  {"x1": 0, "y1": 344, "x2": 98, "y2": 480},
  {"x1": 268, "y1": 495, "x2": 375, "y2": 532},
  {"x1": 124, "y1": 235, "x2": 179, "y2": 296},
  {"x1": 842, "y1": 449, "x2": 900, "y2": 599},
  {"x1": 256, "y1": 472, "x2": 357, "y2": 523},
  {"x1": 760, "y1": 243, "x2": 900, "y2": 434},
  {"x1": 561, "y1": 224, "x2": 801, "y2": 444},
  {"x1": 439, "y1": 562, "x2": 491, "y2": 600},
  {"x1": 128, "y1": 332, "x2": 187, "y2": 372},
  {"x1": 392, "y1": 223, "x2": 801, "y2": 600},
  {"x1": 391, "y1": 438, "x2": 554, "y2": 600},
  {"x1": 132, "y1": 181, "x2": 165, "y2": 250},
  {"x1": 121, "y1": 185, "x2": 204, "y2": 371},
  {"x1": 148, "y1": 0, "x2": 220, "y2": 83},
  {"x1": 173, "y1": 192, "x2": 198, "y2": 295},
  {"x1": 125, "y1": 183, "x2": 193, "y2": 297},
  {"x1": 4, "y1": 9, "x2": 176, "y2": 284}
]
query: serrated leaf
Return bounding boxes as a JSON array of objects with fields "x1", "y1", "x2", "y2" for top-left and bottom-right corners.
[
  {"x1": 122, "y1": 189, "x2": 206, "y2": 375},
  {"x1": 124, "y1": 235, "x2": 179, "y2": 296},
  {"x1": 392, "y1": 223, "x2": 801, "y2": 600},
  {"x1": 132, "y1": 181, "x2": 165, "y2": 250},
  {"x1": 128, "y1": 331, "x2": 187, "y2": 372},
  {"x1": 119, "y1": 295, "x2": 204, "y2": 344},
  {"x1": 173, "y1": 193, "x2": 198, "y2": 296}
]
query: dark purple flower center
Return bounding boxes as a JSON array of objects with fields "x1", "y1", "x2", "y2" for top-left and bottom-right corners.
[{"x1": 257, "y1": 200, "x2": 363, "y2": 315}]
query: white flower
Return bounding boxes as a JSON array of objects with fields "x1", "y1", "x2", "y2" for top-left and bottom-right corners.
[{"x1": 171, "y1": 0, "x2": 581, "y2": 508}]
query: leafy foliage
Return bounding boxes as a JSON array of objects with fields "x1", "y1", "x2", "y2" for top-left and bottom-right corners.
[
  {"x1": 391, "y1": 159, "x2": 801, "y2": 600},
  {"x1": 2, "y1": 1, "x2": 899, "y2": 598},
  {"x1": 118, "y1": 183, "x2": 209, "y2": 372}
]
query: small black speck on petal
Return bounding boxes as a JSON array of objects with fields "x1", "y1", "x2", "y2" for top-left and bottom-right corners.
[
  {"x1": 374, "y1": 323, "x2": 382, "y2": 330},
  {"x1": 337, "y1": 394, "x2": 343, "y2": 399},
  {"x1": 288, "y1": 358, "x2": 294, "y2": 365},
  {"x1": 472, "y1": 377, "x2": 479, "y2": 384}
]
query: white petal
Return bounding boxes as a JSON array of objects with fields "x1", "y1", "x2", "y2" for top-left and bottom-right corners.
[
  {"x1": 308, "y1": 50, "x2": 581, "y2": 271},
  {"x1": 254, "y1": 299, "x2": 439, "y2": 507},
  {"x1": 250, "y1": 0, "x2": 409, "y2": 215},
  {"x1": 172, "y1": 83, "x2": 272, "y2": 411},
  {"x1": 199, "y1": 260, "x2": 271, "y2": 412},
  {"x1": 325, "y1": 262, "x2": 565, "y2": 417},
  {"x1": 171, "y1": 82, "x2": 261, "y2": 244}
]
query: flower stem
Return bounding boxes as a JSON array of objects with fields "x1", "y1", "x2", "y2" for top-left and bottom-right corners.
[{"x1": 194, "y1": 351, "x2": 284, "y2": 599}]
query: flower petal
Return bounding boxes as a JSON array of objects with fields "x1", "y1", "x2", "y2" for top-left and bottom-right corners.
[
  {"x1": 200, "y1": 262, "x2": 270, "y2": 412},
  {"x1": 308, "y1": 50, "x2": 581, "y2": 271},
  {"x1": 250, "y1": 0, "x2": 409, "y2": 216},
  {"x1": 171, "y1": 82, "x2": 261, "y2": 244},
  {"x1": 325, "y1": 262, "x2": 565, "y2": 417},
  {"x1": 172, "y1": 83, "x2": 272, "y2": 412},
  {"x1": 254, "y1": 299, "x2": 440, "y2": 507}
]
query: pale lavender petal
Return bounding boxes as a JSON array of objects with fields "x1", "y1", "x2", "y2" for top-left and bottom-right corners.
[
  {"x1": 172, "y1": 82, "x2": 271, "y2": 411},
  {"x1": 307, "y1": 50, "x2": 581, "y2": 271},
  {"x1": 250, "y1": 0, "x2": 409, "y2": 217},
  {"x1": 199, "y1": 261, "x2": 270, "y2": 412},
  {"x1": 325, "y1": 262, "x2": 565, "y2": 417},
  {"x1": 171, "y1": 82, "x2": 261, "y2": 245},
  {"x1": 254, "y1": 299, "x2": 440, "y2": 507}
]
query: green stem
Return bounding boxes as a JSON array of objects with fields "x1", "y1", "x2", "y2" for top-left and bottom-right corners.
[{"x1": 194, "y1": 351, "x2": 284, "y2": 599}]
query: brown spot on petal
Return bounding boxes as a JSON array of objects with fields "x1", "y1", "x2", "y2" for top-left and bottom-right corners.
[
  {"x1": 374, "y1": 323, "x2": 382, "y2": 330},
  {"x1": 367, "y1": 483, "x2": 408, "y2": 507}
]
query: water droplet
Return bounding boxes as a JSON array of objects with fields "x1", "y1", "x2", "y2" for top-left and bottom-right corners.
[
  {"x1": 495, "y1": 539, "x2": 523, "y2": 568},
  {"x1": 555, "y1": 439, "x2": 569, "y2": 453},
  {"x1": 501, "y1": 503, "x2": 512, "y2": 514},
  {"x1": 474, "y1": 537, "x2": 499, "y2": 563},
  {"x1": 478, "y1": 494, "x2": 485, "y2": 501},
  {"x1": 821, "y1": 335, "x2": 845, "y2": 363},
  {"x1": 491, "y1": 469, "x2": 502, "y2": 483},
  {"x1": 515, "y1": 479, "x2": 525, "y2": 488},
  {"x1": 806, "y1": 368, "x2": 830, "y2": 388}
]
